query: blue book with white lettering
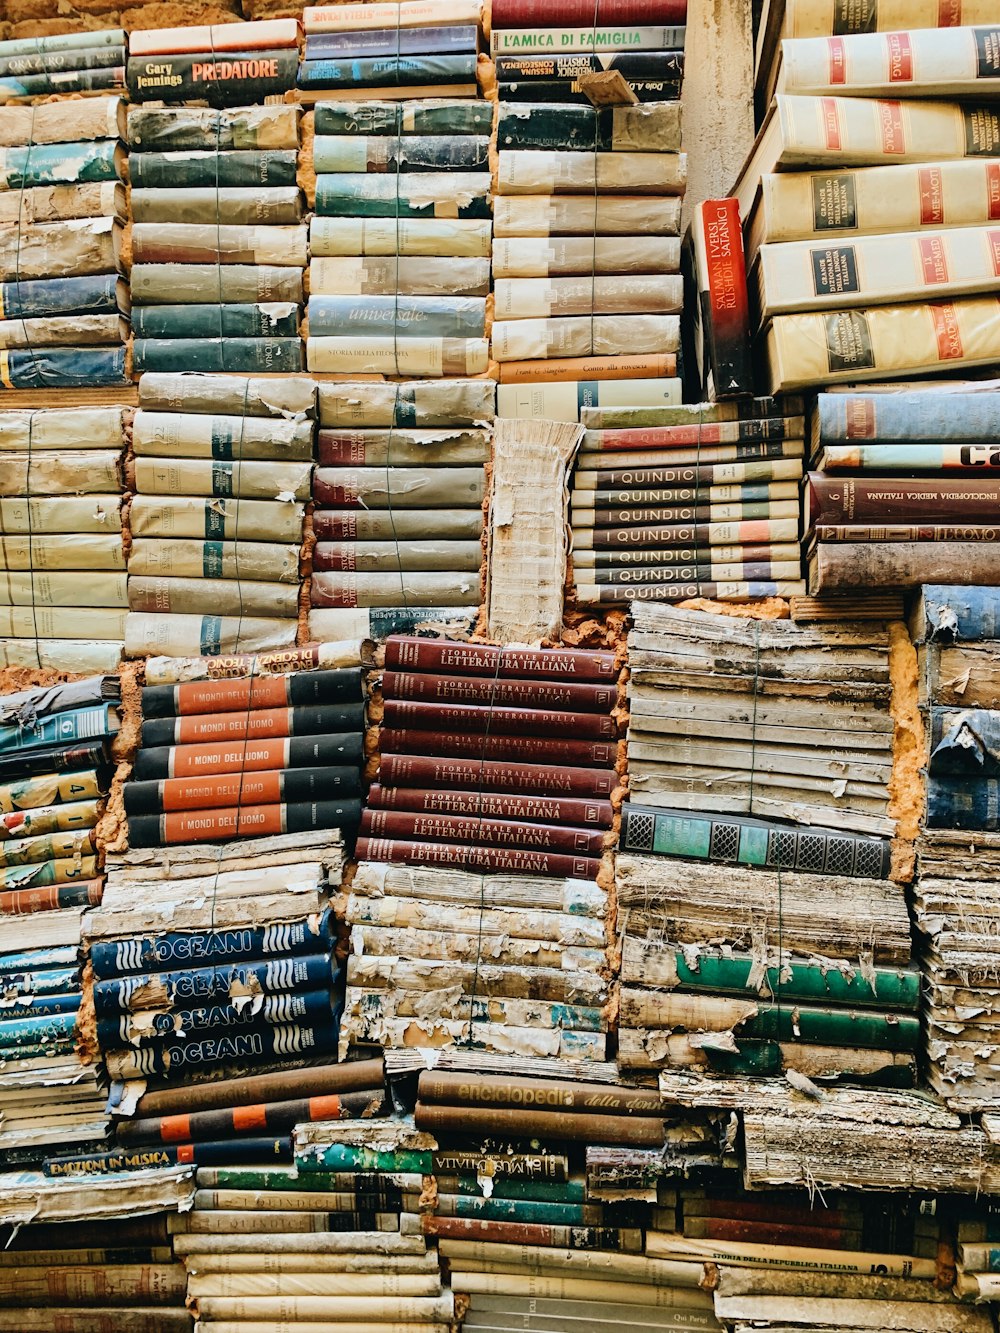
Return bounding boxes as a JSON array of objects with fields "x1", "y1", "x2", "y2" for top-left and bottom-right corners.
[
  {"x1": 308, "y1": 294, "x2": 485, "y2": 339},
  {"x1": 297, "y1": 53, "x2": 477, "y2": 89},
  {"x1": 96, "y1": 986, "x2": 338, "y2": 1050},
  {"x1": 93, "y1": 952, "x2": 335, "y2": 1018}
]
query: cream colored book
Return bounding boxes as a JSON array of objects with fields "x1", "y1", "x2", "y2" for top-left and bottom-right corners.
[
  {"x1": 124, "y1": 612, "x2": 297, "y2": 658},
  {"x1": 496, "y1": 151, "x2": 687, "y2": 196},
  {"x1": 756, "y1": 223, "x2": 1000, "y2": 317},
  {"x1": 0, "y1": 216, "x2": 122, "y2": 281},
  {"x1": 0, "y1": 97, "x2": 126, "y2": 148},
  {"x1": 0, "y1": 314, "x2": 125, "y2": 350},
  {"x1": 494, "y1": 275, "x2": 683, "y2": 319},
  {"x1": 304, "y1": 1, "x2": 481, "y2": 32},
  {"x1": 309, "y1": 216, "x2": 492, "y2": 258},
  {"x1": 129, "y1": 496, "x2": 304, "y2": 543},
  {"x1": 491, "y1": 315, "x2": 680, "y2": 362},
  {"x1": 779, "y1": 25, "x2": 1000, "y2": 99},
  {"x1": 131, "y1": 223, "x2": 309, "y2": 267},
  {"x1": 308, "y1": 255, "x2": 489, "y2": 298},
  {"x1": 0, "y1": 407, "x2": 122, "y2": 451},
  {"x1": 751, "y1": 159, "x2": 1000, "y2": 253},
  {"x1": 497, "y1": 378, "x2": 681, "y2": 422},
  {"x1": 0, "y1": 496, "x2": 121, "y2": 535},
  {"x1": 127, "y1": 539, "x2": 300, "y2": 583},
  {"x1": 0, "y1": 571, "x2": 127, "y2": 608},
  {"x1": 493, "y1": 235, "x2": 681, "y2": 277},
  {"x1": 132, "y1": 458, "x2": 312, "y2": 502},
  {"x1": 493, "y1": 196, "x2": 683, "y2": 237},
  {"x1": 0, "y1": 639, "x2": 122, "y2": 671},
  {"x1": 0, "y1": 534, "x2": 124, "y2": 572},
  {"x1": 0, "y1": 607, "x2": 129, "y2": 639},
  {"x1": 128, "y1": 576, "x2": 299, "y2": 619},
  {"x1": 131, "y1": 410, "x2": 314, "y2": 462},
  {"x1": 780, "y1": 0, "x2": 997, "y2": 38},
  {"x1": 0, "y1": 182, "x2": 126, "y2": 227},
  {"x1": 765, "y1": 295, "x2": 1000, "y2": 390},
  {"x1": 0, "y1": 452, "x2": 121, "y2": 497},
  {"x1": 306, "y1": 336, "x2": 489, "y2": 376}
]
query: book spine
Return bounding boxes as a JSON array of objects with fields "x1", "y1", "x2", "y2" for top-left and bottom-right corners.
[
  {"x1": 132, "y1": 733, "x2": 363, "y2": 781},
  {"x1": 313, "y1": 466, "x2": 484, "y2": 509},
  {"x1": 105, "y1": 1023, "x2": 338, "y2": 1080},
  {"x1": 312, "y1": 541, "x2": 481, "y2": 573},
  {"x1": 0, "y1": 29, "x2": 124, "y2": 56},
  {"x1": 132, "y1": 457, "x2": 312, "y2": 502},
  {"x1": 126, "y1": 799, "x2": 361, "y2": 848},
  {"x1": 312, "y1": 511, "x2": 483, "y2": 542},
  {"x1": 0, "y1": 1264, "x2": 186, "y2": 1304},
  {"x1": 384, "y1": 636, "x2": 616, "y2": 681},
  {"x1": 132, "y1": 303, "x2": 299, "y2": 340},
  {"x1": 359, "y1": 808, "x2": 607, "y2": 857},
  {"x1": 574, "y1": 514, "x2": 799, "y2": 543},
  {"x1": 315, "y1": 172, "x2": 492, "y2": 219},
  {"x1": 433, "y1": 1195, "x2": 603, "y2": 1225},
  {"x1": 136, "y1": 1057, "x2": 384, "y2": 1118},
  {"x1": 131, "y1": 265, "x2": 302, "y2": 305},
  {"x1": 583, "y1": 560, "x2": 801, "y2": 584},
  {"x1": 780, "y1": 25, "x2": 1000, "y2": 99},
  {"x1": 141, "y1": 702, "x2": 363, "y2": 749},
  {"x1": 576, "y1": 542, "x2": 796, "y2": 568},
  {"x1": 382, "y1": 671, "x2": 613, "y2": 712},
  {"x1": 309, "y1": 572, "x2": 480, "y2": 609},
  {"x1": 306, "y1": 335, "x2": 490, "y2": 377},
  {"x1": 90, "y1": 915, "x2": 331, "y2": 980},
  {"x1": 586, "y1": 419, "x2": 797, "y2": 449},
  {"x1": 2, "y1": 272, "x2": 122, "y2": 319},
  {"x1": 127, "y1": 105, "x2": 300, "y2": 152},
  {"x1": 144, "y1": 669, "x2": 361, "y2": 719},
  {"x1": 0, "y1": 141, "x2": 119, "y2": 190},
  {"x1": 131, "y1": 223, "x2": 307, "y2": 267},
  {"x1": 305, "y1": 26, "x2": 478, "y2": 59},
  {"x1": 0, "y1": 67, "x2": 125, "y2": 97},
  {"x1": 127, "y1": 576, "x2": 299, "y2": 620},
  {"x1": 419, "y1": 1070, "x2": 665, "y2": 1114},
  {"x1": 380, "y1": 699, "x2": 616, "y2": 740},
  {"x1": 0, "y1": 880, "x2": 101, "y2": 915},
  {"x1": 314, "y1": 100, "x2": 492, "y2": 136},
  {"x1": 367, "y1": 786, "x2": 612, "y2": 827},
  {"x1": 133, "y1": 339, "x2": 304, "y2": 375},
  {"x1": 815, "y1": 390, "x2": 1000, "y2": 443},
  {"x1": 124, "y1": 767, "x2": 361, "y2": 816},
  {"x1": 131, "y1": 187, "x2": 302, "y2": 227},
  {"x1": 117, "y1": 1090, "x2": 381, "y2": 1146},
  {"x1": 298, "y1": 1146, "x2": 432, "y2": 1173},
  {"x1": 578, "y1": 579, "x2": 806, "y2": 603},
  {"x1": 93, "y1": 952, "x2": 334, "y2": 1018},
  {"x1": 816, "y1": 522, "x2": 1000, "y2": 540},
  {"x1": 497, "y1": 103, "x2": 681, "y2": 153},
  {"x1": 378, "y1": 727, "x2": 614, "y2": 767},
  {"x1": 499, "y1": 354, "x2": 677, "y2": 384},
  {"x1": 809, "y1": 473, "x2": 1000, "y2": 521},
  {"x1": 45, "y1": 1138, "x2": 291, "y2": 1177},
  {"x1": 354, "y1": 837, "x2": 601, "y2": 881},
  {"x1": 0, "y1": 348, "x2": 126, "y2": 390},
  {"x1": 492, "y1": 0, "x2": 686, "y2": 22},
  {"x1": 415, "y1": 1103, "x2": 664, "y2": 1146},
  {"x1": 575, "y1": 460, "x2": 800, "y2": 490},
  {"x1": 129, "y1": 150, "x2": 298, "y2": 189},
  {"x1": 127, "y1": 50, "x2": 297, "y2": 104},
  {"x1": 423, "y1": 1215, "x2": 642, "y2": 1250},
  {"x1": 312, "y1": 134, "x2": 489, "y2": 173},
  {"x1": 378, "y1": 752, "x2": 615, "y2": 798},
  {"x1": 307, "y1": 295, "x2": 485, "y2": 339},
  {"x1": 693, "y1": 198, "x2": 753, "y2": 398},
  {"x1": 298, "y1": 53, "x2": 476, "y2": 88},
  {"x1": 820, "y1": 442, "x2": 1000, "y2": 470},
  {"x1": 684, "y1": 1216, "x2": 861, "y2": 1247},
  {"x1": 490, "y1": 27, "x2": 685, "y2": 56}
]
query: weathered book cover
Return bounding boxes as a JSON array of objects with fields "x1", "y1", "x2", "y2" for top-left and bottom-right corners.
[
  {"x1": 132, "y1": 303, "x2": 298, "y2": 340},
  {"x1": 0, "y1": 141, "x2": 122, "y2": 191},
  {"x1": 133, "y1": 338, "x2": 304, "y2": 375},
  {"x1": 127, "y1": 50, "x2": 298, "y2": 104},
  {"x1": 0, "y1": 66, "x2": 125, "y2": 98},
  {"x1": 93, "y1": 952, "x2": 335, "y2": 1016},
  {"x1": 497, "y1": 102, "x2": 681, "y2": 153},
  {"x1": 131, "y1": 264, "x2": 302, "y2": 305},
  {"x1": 129, "y1": 149, "x2": 297, "y2": 188},
  {"x1": 305, "y1": 25, "x2": 478, "y2": 59},
  {"x1": 314, "y1": 100, "x2": 491, "y2": 136},
  {"x1": 128, "y1": 104, "x2": 299, "y2": 151},
  {"x1": 313, "y1": 133, "x2": 489, "y2": 172},
  {"x1": 315, "y1": 170, "x2": 491, "y2": 218},
  {"x1": 299, "y1": 54, "x2": 477, "y2": 88}
]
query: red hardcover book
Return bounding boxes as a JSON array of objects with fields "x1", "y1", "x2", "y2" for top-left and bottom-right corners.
[
  {"x1": 809, "y1": 474, "x2": 1000, "y2": 522},
  {"x1": 381, "y1": 699, "x2": 617, "y2": 741},
  {"x1": 379, "y1": 728, "x2": 617, "y2": 768},
  {"x1": 492, "y1": 0, "x2": 686, "y2": 25},
  {"x1": 355, "y1": 836, "x2": 601, "y2": 881},
  {"x1": 422, "y1": 1213, "x2": 643, "y2": 1251},
  {"x1": 687, "y1": 1194, "x2": 860, "y2": 1228},
  {"x1": 367, "y1": 784, "x2": 614, "y2": 827},
  {"x1": 384, "y1": 636, "x2": 617, "y2": 682},
  {"x1": 585, "y1": 419, "x2": 794, "y2": 451},
  {"x1": 378, "y1": 753, "x2": 616, "y2": 799},
  {"x1": 359, "y1": 808, "x2": 607, "y2": 857},
  {"x1": 691, "y1": 197, "x2": 753, "y2": 399},
  {"x1": 382, "y1": 670, "x2": 615, "y2": 714},
  {"x1": 684, "y1": 1216, "x2": 861, "y2": 1249}
]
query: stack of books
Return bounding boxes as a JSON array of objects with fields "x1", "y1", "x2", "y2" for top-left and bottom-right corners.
[
  {"x1": 124, "y1": 371, "x2": 315, "y2": 660},
  {"x1": 911, "y1": 585, "x2": 1000, "y2": 1111},
  {"x1": 0, "y1": 677, "x2": 120, "y2": 1170},
  {"x1": 735, "y1": 21, "x2": 1000, "y2": 392},
  {"x1": 491, "y1": 99, "x2": 686, "y2": 390},
  {"x1": 625, "y1": 604, "x2": 895, "y2": 832},
  {"x1": 298, "y1": 2, "x2": 482, "y2": 98},
  {"x1": 0, "y1": 404, "x2": 126, "y2": 671},
  {"x1": 125, "y1": 19, "x2": 299, "y2": 106},
  {"x1": 128, "y1": 103, "x2": 305, "y2": 375},
  {"x1": 806, "y1": 389, "x2": 1000, "y2": 594},
  {"x1": 492, "y1": 0, "x2": 685, "y2": 106},
  {"x1": 0, "y1": 28, "x2": 125, "y2": 99},
  {"x1": 0, "y1": 98, "x2": 128, "y2": 389},
  {"x1": 615, "y1": 803, "x2": 917, "y2": 1082},
  {"x1": 568, "y1": 396, "x2": 807, "y2": 606},
  {"x1": 955, "y1": 1201, "x2": 1000, "y2": 1305},
  {"x1": 309, "y1": 379, "x2": 492, "y2": 629},
  {"x1": 306, "y1": 99, "x2": 490, "y2": 378}
]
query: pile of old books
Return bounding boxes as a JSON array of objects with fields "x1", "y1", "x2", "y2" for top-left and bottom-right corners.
[
  {"x1": 309, "y1": 379, "x2": 492, "y2": 635},
  {"x1": 491, "y1": 100, "x2": 685, "y2": 390},
  {"x1": 306, "y1": 99, "x2": 490, "y2": 379},
  {"x1": 737, "y1": 20, "x2": 1000, "y2": 391},
  {"x1": 806, "y1": 389, "x2": 1000, "y2": 594},
  {"x1": 0, "y1": 676, "x2": 120, "y2": 1170},
  {"x1": 569, "y1": 396, "x2": 806, "y2": 606},
  {"x1": 912, "y1": 584, "x2": 1000, "y2": 1111},
  {"x1": 0, "y1": 27, "x2": 125, "y2": 99},
  {"x1": 128, "y1": 103, "x2": 306, "y2": 374},
  {"x1": 124, "y1": 371, "x2": 314, "y2": 660},
  {"x1": 0, "y1": 404, "x2": 126, "y2": 671},
  {"x1": 492, "y1": 0, "x2": 684, "y2": 105},
  {"x1": 342, "y1": 635, "x2": 618, "y2": 1060},
  {"x1": 0, "y1": 98, "x2": 128, "y2": 389},
  {"x1": 955, "y1": 1198, "x2": 1000, "y2": 1305},
  {"x1": 299, "y1": 2, "x2": 481, "y2": 97},
  {"x1": 126, "y1": 19, "x2": 299, "y2": 107}
]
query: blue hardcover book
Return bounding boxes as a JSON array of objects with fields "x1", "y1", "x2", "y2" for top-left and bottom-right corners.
[
  {"x1": 314, "y1": 101, "x2": 492, "y2": 136},
  {"x1": 0, "y1": 993, "x2": 79, "y2": 1021},
  {"x1": 0, "y1": 704, "x2": 118, "y2": 758},
  {"x1": 93, "y1": 952, "x2": 335, "y2": 1018},
  {"x1": 0, "y1": 65, "x2": 124, "y2": 97},
  {"x1": 0, "y1": 965, "x2": 78, "y2": 996},
  {"x1": 0, "y1": 946, "x2": 77, "y2": 977},
  {"x1": 297, "y1": 53, "x2": 477, "y2": 89},
  {"x1": 0, "y1": 30, "x2": 125, "y2": 57},
  {"x1": 929, "y1": 707, "x2": 1000, "y2": 776},
  {"x1": 0, "y1": 140, "x2": 120, "y2": 190},
  {"x1": 90, "y1": 909, "x2": 334, "y2": 981},
  {"x1": 0, "y1": 274, "x2": 122, "y2": 320},
  {"x1": 927, "y1": 776, "x2": 1000, "y2": 830},
  {"x1": 304, "y1": 25, "x2": 478, "y2": 59},
  {"x1": 815, "y1": 393, "x2": 1000, "y2": 446},
  {"x1": 307, "y1": 294, "x2": 485, "y2": 339},
  {"x1": 0, "y1": 1009, "x2": 77, "y2": 1052},
  {"x1": 96, "y1": 986, "x2": 338, "y2": 1050},
  {"x1": 133, "y1": 338, "x2": 305, "y2": 375},
  {"x1": 315, "y1": 171, "x2": 491, "y2": 219},
  {"x1": 107, "y1": 1016, "x2": 340, "y2": 1078},
  {"x1": 0, "y1": 347, "x2": 127, "y2": 390},
  {"x1": 911, "y1": 585, "x2": 1000, "y2": 644}
]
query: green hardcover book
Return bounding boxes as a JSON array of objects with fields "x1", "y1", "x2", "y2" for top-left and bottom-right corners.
[
  {"x1": 694, "y1": 1039, "x2": 915, "y2": 1083},
  {"x1": 436, "y1": 1174, "x2": 587, "y2": 1204},
  {"x1": 663, "y1": 950, "x2": 919, "y2": 1013},
  {"x1": 313, "y1": 134, "x2": 489, "y2": 173},
  {"x1": 130, "y1": 187, "x2": 303, "y2": 227},
  {"x1": 132, "y1": 338, "x2": 304, "y2": 374},
  {"x1": 0, "y1": 140, "x2": 121, "y2": 191},
  {"x1": 132, "y1": 304, "x2": 299, "y2": 340},
  {"x1": 315, "y1": 101, "x2": 493, "y2": 136},
  {"x1": 315, "y1": 172, "x2": 491, "y2": 219},
  {"x1": 296, "y1": 1146, "x2": 433, "y2": 1174},
  {"x1": 128, "y1": 150, "x2": 298, "y2": 190},
  {"x1": 728, "y1": 1003, "x2": 920, "y2": 1051},
  {"x1": 497, "y1": 102, "x2": 681, "y2": 153},
  {"x1": 434, "y1": 1195, "x2": 601, "y2": 1226},
  {"x1": 128, "y1": 105, "x2": 300, "y2": 152}
]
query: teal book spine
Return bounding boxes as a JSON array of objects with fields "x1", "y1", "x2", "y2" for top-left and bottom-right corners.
[
  {"x1": 436, "y1": 1195, "x2": 598, "y2": 1225},
  {"x1": 132, "y1": 338, "x2": 304, "y2": 374},
  {"x1": 0, "y1": 347, "x2": 126, "y2": 390},
  {"x1": 307, "y1": 294, "x2": 485, "y2": 338},
  {"x1": 297, "y1": 53, "x2": 476, "y2": 89},
  {"x1": 0, "y1": 703, "x2": 116, "y2": 757},
  {"x1": 443, "y1": 1174, "x2": 586, "y2": 1204},
  {"x1": 132, "y1": 303, "x2": 299, "y2": 340},
  {"x1": 0, "y1": 29, "x2": 125, "y2": 56},
  {"x1": 297, "y1": 1145, "x2": 434, "y2": 1173},
  {"x1": 315, "y1": 100, "x2": 493, "y2": 136},
  {"x1": 312, "y1": 134, "x2": 490, "y2": 173},
  {"x1": 0, "y1": 45, "x2": 124, "y2": 77},
  {"x1": 0, "y1": 65, "x2": 124, "y2": 97},
  {"x1": 315, "y1": 172, "x2": 491, "y2": 219},
  {"x1": 129, "y1": 150, "x2": 297, "y2": 189},
  {"x1": 0, "y1": 140, "x2": 119, "y2": 190},
  {"x1": 668, "y1": 951, "x2": 919, "y2": 1012}
]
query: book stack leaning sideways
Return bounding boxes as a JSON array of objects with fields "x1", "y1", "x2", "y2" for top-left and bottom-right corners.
[
  {"x1": 911, "y1": 585, "x2": 1000, "y2": 1114},
  {"x1": 309, "y1": 379, "x2": 493, "y2": 636},
  {"x1": 298, "y1": 1, "x2": 483, "y2": 99},
  {"x1": 733, "y1": 21, "x2": 1000, "y2": 391},
  {"x1": 0, "y1": 676, "x2": 120, "y2": 1173},
  {"x1": 0, "y1": 404, "x2": 127, "y2": 671},
  {"x1": 343, "y1": 635, "x2": 619, "y2": 1061},
  {"x1": 126, "y1": 20, "x2": 299, "y2": 108},
  {"x1": 568, "y1": 395, "x2": 807, "y2": 606},
  {"x1": 0, "y1": 97, "x2": 128, "y2": 389},
  {"x1": 124, "y1": 371, "x2": 315, "y2": 660},
  {"x1": 0, "y1": 27, "x2": 126, "y2": 100},
  {"x1": 128, "y1": 103, "x2": 305, "y2": 375},
  {"x1": 806, "y1": 389, "x2": 1000, "y2": 593},
  {"x1": 306, "y1": 97, "x2": 491, "y2": 378}
]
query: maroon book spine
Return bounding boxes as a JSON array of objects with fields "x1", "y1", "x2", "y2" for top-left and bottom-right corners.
[
  {"x1": 355, "y1": 835, "x2": 602, "y2": 880},
  {"x1": 367, "y1": 783, "x2": 614, "y2": 827},
  {"x1": 808, "y1": 474, "x2": 1000, "y2": 523},
  {"x1": 359, "y1": 808, "x2": 607, "y2": 857},
  {"x1": 684, "y1": 1217, "x2": 860, "y2": 1248},
  {"x1": 383, "y1": 635, "x2": 617, "y2": 682},
  {"x1": 382, "y1": 669, "x2": 616, "y2": 713},
  {"x1": 378, "y1": 753, "x2": 616, "y2": 798},
  {"x1": 380, "y1": 699, "x2": 617, "y2": 741},
  {"x1": 379, "y1": 728, "x2": 617, "y2": 768},
  {"x1": 492, "y1": 0, "x2": 687, "y2": 24}
]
